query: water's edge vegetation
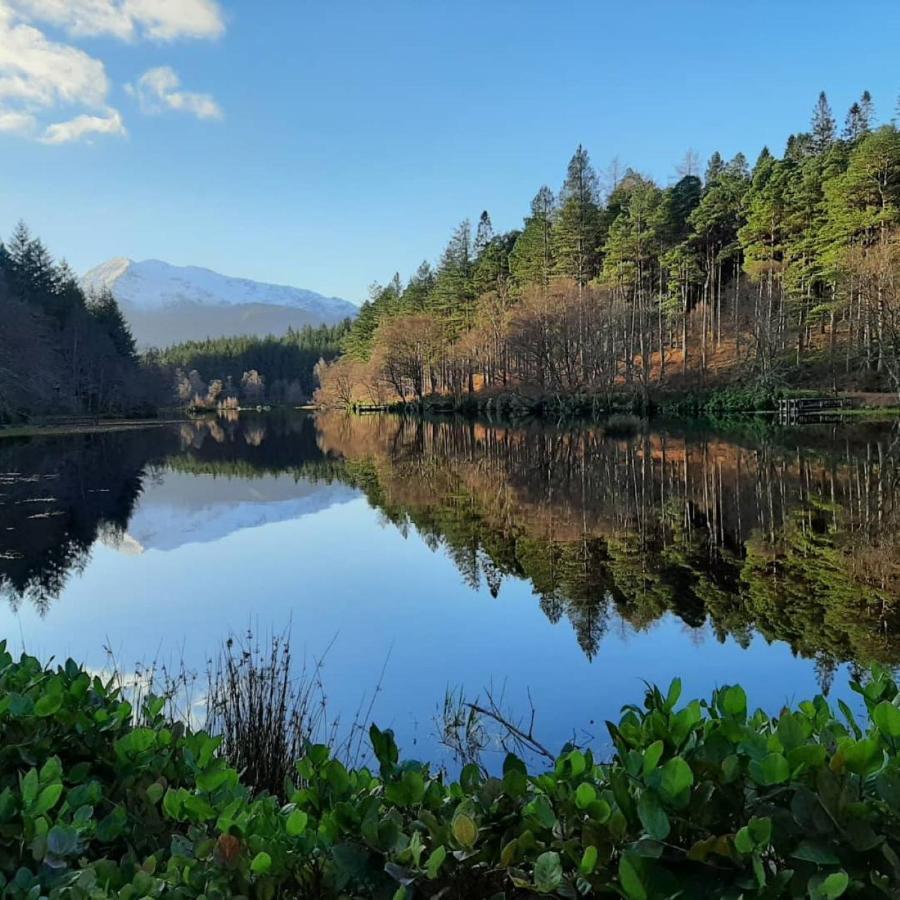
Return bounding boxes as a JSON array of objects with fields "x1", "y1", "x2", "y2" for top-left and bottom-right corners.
[{"x1": 2, "y1": 640, "x2": 900, "y2": 899}]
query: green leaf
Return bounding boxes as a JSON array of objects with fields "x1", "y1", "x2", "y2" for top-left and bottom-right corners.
[
  {"x1": 665, "y1": 678, "x2": 682, "y2": 711},
  {"x1": 34, "y1": 693, "x2": 63, "y2": 718},
  {"x1": 580, "y1": 845, "x2": 598, "y2": 875},
  {"x1": 286, "y1": 808, "x2": 308, "y2": 836},
  {"x1": 637, "y1": 791, "x2": 670, "y2": 840},
  {"x1": 735, "y1": 816, "x2": 773, "y2": 854},
  {"x1": 618, "y1": 852, "x2": 648, "y2": 900},
  {"x1": 196, "y1": 769, "x2": 229, "y2": 793},
  {"x1": 873, "y1": 701, "x2": 900, "y2": 739},
  {"x1": 533, "y1": 851, "x2": 562, "y2": 894},
  {"x1": 748, "y1": 816, "x2": 772, "y2": 846},
  {"x1": 837, "y1": 737, "x2": 883, "y2": 776},
  {"x1": 749, "y1": 752, "x2": 790, "y2": 786},
  {"x1": 642, "y1": 740, "x2": 664, "y2": 775},
  {"x1": 451, "y1": 813, "x2": 477, "y2": 848},
  {"x1": 721, "y1": 685, "x2": 747, "y2": 718},
  {"x1": 146, "y1": 783, "x2": 164, "y2": 804},
  {"x1": 162, "y1": 788, "x2": 182, "y2": 821},
  {"x1": 369, "y1": 725, "x2": 399, "y2": 772},
  {"x1": 425, "y1": 845, "x2": 446, "y2": 879},
  {"x1": 658, "y1": 756, "x2": 693, "y2": 803},
  {"x1": 32, "y1": 784, "x2": 63, "y2": 816},
  {"x1": 811, "y1": 870, "x2": 850, "y2": 899},
  {"x1": 524, "y1": 795, "x2": 557, "y2": 830},
  {"x1": 47, "y1": 825, "x2": 77, "y2": 857},
  {"x1": 792, "y1": 841, "x2": 840, "y2": 865},
  {"x1": 822, "y1": 872, "x2": 849, "y2": 898},
  {"x1": 735, "y1": 827, "x2": 754, "y2": 855},
  {"x1": 325, "y1": 759, "x2": 351, "y2": 795},
  {"x1": 116, "y1": 728, "x2": 155, "y2": 755},
  {"x1": 575, "y1": 782, "x2": 596, "y2": 809},
  {"x1": 39, "y1": 757, "x2": 62, "y2": 783},
  {"x1": 250, "y1": 851, "x2": 272, "y2": 875},
  {"x1": 20, "y1": 769, "x2": 38, "y2": 807}
]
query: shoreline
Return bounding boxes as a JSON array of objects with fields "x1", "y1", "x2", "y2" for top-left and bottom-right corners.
[{"x1": 0, "y1": 417, "x2": 187, "y2": 440}]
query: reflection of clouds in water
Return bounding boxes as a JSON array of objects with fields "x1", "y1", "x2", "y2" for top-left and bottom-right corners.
[
  {"x1": 103, "y1": 532, "x2": 144, "y2": 555},
  {"x1": 85, "y1": 664, "x2": 207, "y2": 730}
]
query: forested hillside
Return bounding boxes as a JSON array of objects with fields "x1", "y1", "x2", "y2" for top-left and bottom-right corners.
[
  {"x1": 152, "y1": 323, "x2": 350, "y2": 408},
  {"x1": 319, "y1": 91, "x2": 900, "y2": 408},
  {"x1": 0, "y1": 224, "x2": 160, "y2": 423}
]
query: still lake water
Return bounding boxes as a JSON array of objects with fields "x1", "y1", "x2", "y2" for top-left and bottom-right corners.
[{"x1": 1, "y1": 412, "x2": 898, "y2": 763}]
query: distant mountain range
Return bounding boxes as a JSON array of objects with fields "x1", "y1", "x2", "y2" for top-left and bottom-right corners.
[{"x1": 81, "y1": 258, "x2": 357, "y2": 348}]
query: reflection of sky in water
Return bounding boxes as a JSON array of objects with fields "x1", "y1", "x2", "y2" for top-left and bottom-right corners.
[{"x1": 0, "y1": 467, "x2": 865, "y2": 763}]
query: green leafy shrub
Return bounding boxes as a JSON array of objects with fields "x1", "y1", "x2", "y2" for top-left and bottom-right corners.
[
  {"x1": 658, "y1": 385, "x2": 786, "y2": 416},
  {"x1": 2, "y1": 642, "x2": 900, "y2": 897}
]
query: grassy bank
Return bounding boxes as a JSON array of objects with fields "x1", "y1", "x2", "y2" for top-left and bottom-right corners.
[{"x1": 1, "y1": 643, "x2": 899, "y2": 898}]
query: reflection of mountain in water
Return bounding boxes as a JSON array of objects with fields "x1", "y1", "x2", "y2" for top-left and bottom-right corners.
[
  {"x1": 0, "y1": 414, "x2": 347, "y2": 610},
  {"x1": 114, "y1": 472, "x2": 355, "y2": 552}
]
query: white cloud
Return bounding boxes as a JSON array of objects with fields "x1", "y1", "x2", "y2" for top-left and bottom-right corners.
[
  {"x1": 5, "y1": 0, "x2": 225, "y2": 42},
  {"x1": 0, "y1": 0, "x2": 225, "y2": 144},
  {"x1": 41, "y1": 109, "x2": 126, "y2": 144},
  {"x1": 0, "y1": 12, "x2": 110, "y2": 108},
  {"x1": 0, "y1": 6, "x2": 122, "y2": 143},
  {"x1": 123, "y1": 0, "x2": 225, "y2": 41},
  {"x1": 129, "y1": 66, "x2": 222, "y2": 120},
  {"x1": 0, "y1": 109, "x2": 34, "y2": 134},
  {"x1": 6, "y1": 0, "x2": 133, "y2": 40}
]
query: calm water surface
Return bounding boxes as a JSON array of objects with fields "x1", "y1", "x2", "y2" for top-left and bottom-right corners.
[{"x1": 1, "y1": 412, "x2": 898, "y2": 762}]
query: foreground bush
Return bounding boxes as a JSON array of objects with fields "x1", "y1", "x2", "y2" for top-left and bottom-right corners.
[{"x1": 1, "y1": 644, "x2": 900, "y2": 897}]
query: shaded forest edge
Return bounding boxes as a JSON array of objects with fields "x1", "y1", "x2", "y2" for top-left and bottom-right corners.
[
  {"x1": 3, "y1": 640, "x2": 900, "y2": 897},
  {"x1": 316, "y1": 91, "x2": 900, "y2": 417}
]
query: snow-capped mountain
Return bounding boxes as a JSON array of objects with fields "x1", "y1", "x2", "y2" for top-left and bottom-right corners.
[{"x1": 81, "y1": 258, "x2": 357, "y2": 348}]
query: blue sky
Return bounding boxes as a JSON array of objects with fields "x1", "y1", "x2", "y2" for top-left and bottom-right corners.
[{"x1": 1, "y1": 0, "x2": 898, "y2": 302}]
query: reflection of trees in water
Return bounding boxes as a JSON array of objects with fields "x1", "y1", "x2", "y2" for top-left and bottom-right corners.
[
  {"x1": 0, "y1": 414, "x2": 336, "y2": 612},
  {"x1": 316, "y1": 414, "x2": 900, "y2": 671},
  {"x1": 6, "y1": 410, "x2": 899, "y2": 678},
  {"x1": 0, "y1": 433, "x2": 154, "y2": 612}
]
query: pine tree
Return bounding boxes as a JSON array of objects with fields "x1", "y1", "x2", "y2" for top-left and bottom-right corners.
[
  {"x1": 473, "y1": 230, "x2": 516, "y2": 297},
  {"x1": 430, "y1": 220, "x2": 474, "y2": 333},
  {"x1": 0, "y1": 242, "x2": 12, "y2": 287},
  {"x1": 739, "y1": 150, "x2": 790, "y2": 376},
  {"x1": 553, "y1": 145, "x2": 602, "y2": 287},
  {"x1": 6, "y1": 221, "x2": 31, "y2": 264},
  {"x1": 810, "y1": 91, "x2": 836, "y2": 154},
  {"x1": 88, "y1": 288, "x2": 137, "y2": 360},
  {"x1": 843, "y1": 103, "x2": 865, "y2": 142},
  {"x1": 859, "y1": 90, "x2": 875, "y2": 131},
  {"x1": 705, "y1": 151, "x2": 725, "y2": 184},
  {"x1": 402, "y1": 261, "x2": 435, "y2": 312},
  {"x1": 509, "y1": 186, "x2": 556, "y2": 289},
  {"x1": 474, "y1": 211, "x2": 494, "y2": 258}
]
